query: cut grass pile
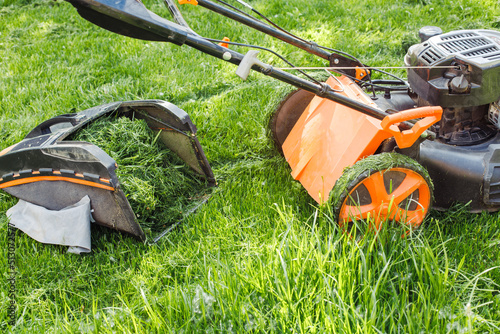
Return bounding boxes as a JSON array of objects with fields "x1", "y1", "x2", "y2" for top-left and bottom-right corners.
[
  {"x1": 72, "y1": 116, "x2": 211, "y2": 231},
  {"x1": 1, "y1": 0, "x2": 500, "y2": 332}
]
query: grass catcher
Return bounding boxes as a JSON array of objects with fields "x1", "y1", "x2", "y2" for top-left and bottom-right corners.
[
  {"x1": 0, "y1": 100, "x2": 215, "y2": 241},
  {"x1": 12, "y1": 0, "x2": 500, "y2": 234}
]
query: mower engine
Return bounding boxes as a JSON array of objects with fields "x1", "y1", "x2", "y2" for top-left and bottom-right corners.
[
  {"x1": 396, "y1": 28, "x2": 500, "y2": 211},
  {"x1": 405, "y1": 28, "x2": 500, "y2": 145}
]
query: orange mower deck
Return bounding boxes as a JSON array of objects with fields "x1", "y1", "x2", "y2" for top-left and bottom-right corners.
[{"x1": 282, "y1": 75, "x2": 442, "y2": 204}]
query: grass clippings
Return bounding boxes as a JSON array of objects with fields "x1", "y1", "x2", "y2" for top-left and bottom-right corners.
[{"x1": 73, "y1": 115, "x2": 210, "y2": 231}]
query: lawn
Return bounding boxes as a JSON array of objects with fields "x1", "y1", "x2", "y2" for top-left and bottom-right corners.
[{"x1": 1, "y1": 0, "x2": 500, "y2": 332}]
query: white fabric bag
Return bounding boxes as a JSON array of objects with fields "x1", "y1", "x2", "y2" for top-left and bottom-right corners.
[{"x1": 6, "y1": 196, "x2": 93, "y2": 254}]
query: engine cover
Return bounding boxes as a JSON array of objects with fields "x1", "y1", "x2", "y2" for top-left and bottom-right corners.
[{"x1": 405, "y1": 29, "x2": 500, "y2": 108}]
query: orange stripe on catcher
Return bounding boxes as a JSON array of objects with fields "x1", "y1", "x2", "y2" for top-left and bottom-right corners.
[
  {"x1": 0, "y1": 145, "x2": 15, "y2": 157},
  {"x1": 0, "y1": 176, "x2": 115, "y2": 191}
]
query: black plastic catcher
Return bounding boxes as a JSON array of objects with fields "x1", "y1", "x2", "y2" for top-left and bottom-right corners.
[{"x1": 0, "y1": 100, "x2": 215, "y2": 240}]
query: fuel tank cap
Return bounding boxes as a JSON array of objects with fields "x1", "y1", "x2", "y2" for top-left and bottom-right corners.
[{"x1": 419, "y1": 26, "x2": 443, "y2": 42}]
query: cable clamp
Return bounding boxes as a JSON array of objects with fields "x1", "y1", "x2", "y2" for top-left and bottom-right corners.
[
  {"x1": 317, "y1": 82, "x2": 330, "y2": 97},
  {"x1": 262, "y1": 66, "x2": 273, "y2": 75}
]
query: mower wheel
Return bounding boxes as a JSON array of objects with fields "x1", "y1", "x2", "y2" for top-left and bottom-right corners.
[
  {"x1": 331, "y1": 153, "x2": 433, "y2": 233},
  {"x1": 269, "y1": 89, "x2": 315, "y2": 153}
]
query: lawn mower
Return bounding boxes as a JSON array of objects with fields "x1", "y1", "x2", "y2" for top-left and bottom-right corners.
[{"x1": 3, "y1": 0, "x2": 500, "y2": 236}]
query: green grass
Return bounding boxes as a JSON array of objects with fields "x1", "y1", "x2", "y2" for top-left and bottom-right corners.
[{"x1": 1, "y1": 0, "x2": 500, "y2": 332}]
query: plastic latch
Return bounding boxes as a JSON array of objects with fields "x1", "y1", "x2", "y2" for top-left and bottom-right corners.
[
  {"x1": 355, "y1": 67, "x2": 369, "y2": 80},
  {"x1": 218, "y1": 37, "x2": 230, "y2": 48},
  {"x1": 178, "y1": 0, "x2": 198, "y2": 5},
  {"x1": 236, "y1": 50, "x2": 272, "y2": 80}
]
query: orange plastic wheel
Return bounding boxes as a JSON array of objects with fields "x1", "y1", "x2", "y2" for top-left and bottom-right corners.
[{"x1": 332, "y1": 153, "x2": 433, "y2": 232}]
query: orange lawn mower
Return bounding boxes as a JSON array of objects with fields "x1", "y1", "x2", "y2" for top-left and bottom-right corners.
[{"x1": 3, "y1": 0, "x2": 500, "y2": 238}]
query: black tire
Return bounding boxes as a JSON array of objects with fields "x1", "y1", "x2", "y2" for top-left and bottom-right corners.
[{"x1": 269, "y1": 89, "x2": 315, "y2": 154}]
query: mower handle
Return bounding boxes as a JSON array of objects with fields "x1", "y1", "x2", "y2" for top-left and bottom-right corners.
[
  {"x1": 187, "y1": 0, "x2": 332, "y2": 61},
  {"x1": 68, "y1": 0, "x2": 189, "y2": 44},
  {"x1": 66, "y1": 0, "x2": 411, "y2": 125}
]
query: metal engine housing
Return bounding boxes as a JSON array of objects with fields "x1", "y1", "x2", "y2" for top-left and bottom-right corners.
[
  {"x1": 405, "y1": 29, "x2": 500, "y2": 108},
  {"x1": 404, "y1": 29, "x2": 500, "y2": 146},
  {"x1": 401, "y1": 28, "x2": 500, "y2": 211}
]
